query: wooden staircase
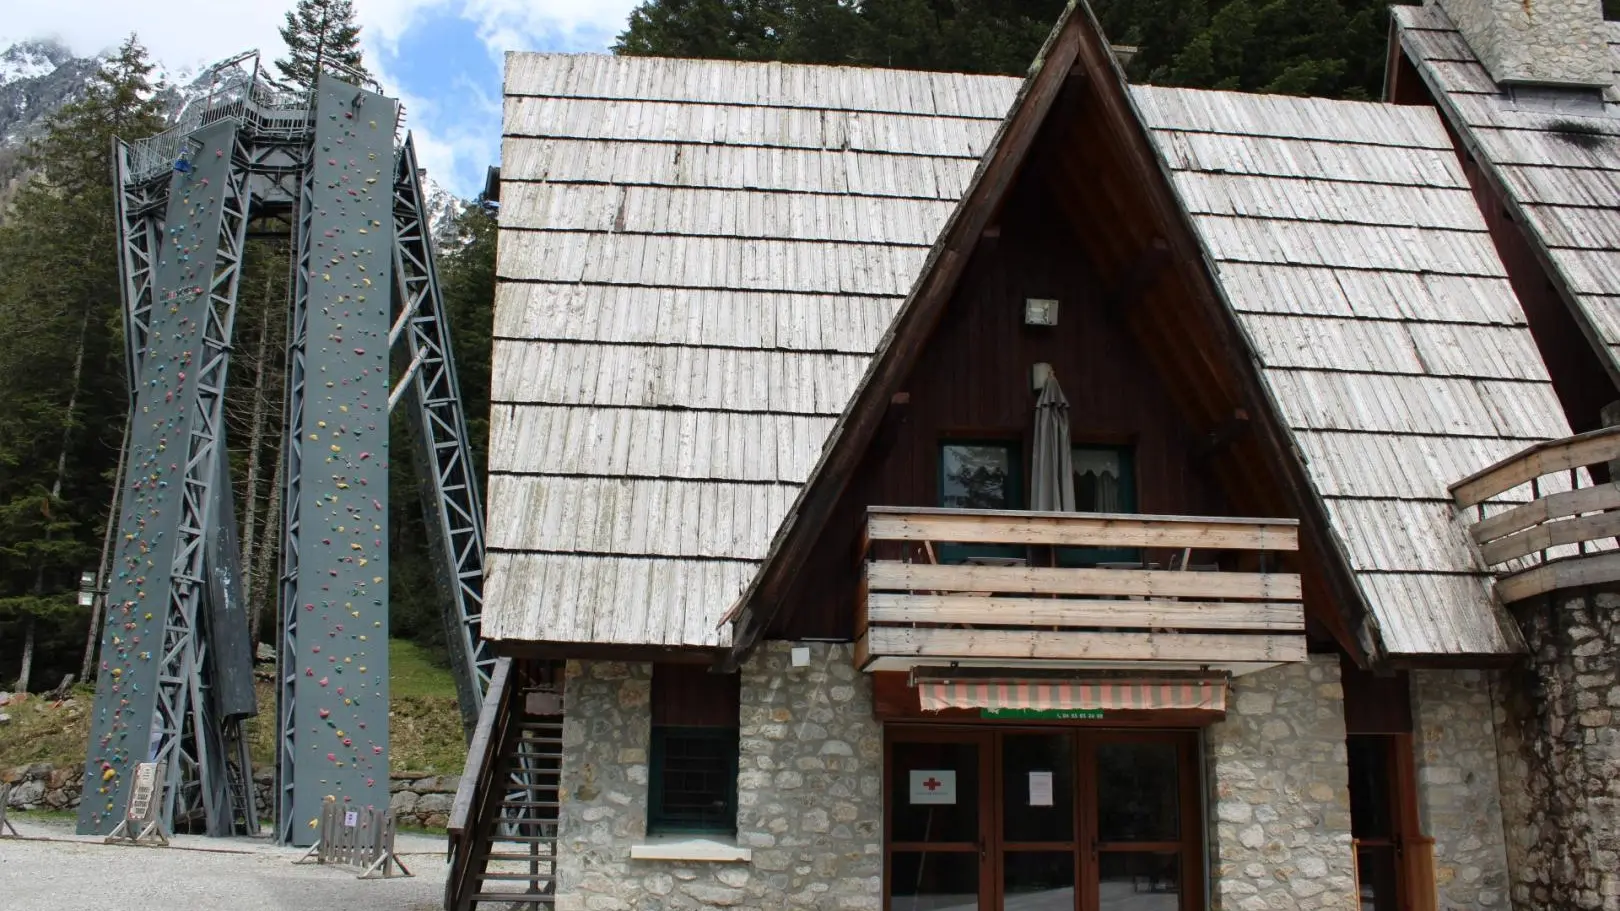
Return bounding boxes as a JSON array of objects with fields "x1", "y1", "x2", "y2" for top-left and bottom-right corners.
[{"x1": 447, "y1": 658, "x2": 565, "y2": 910}]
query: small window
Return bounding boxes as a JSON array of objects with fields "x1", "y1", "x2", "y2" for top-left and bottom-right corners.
[
  {"x1": 938, "y1": 441, "x2": 1024, "y2": 564},
  {"x1": 649, "y1": 665, "x2": 739, "y2": 836},
  {"x1": 940, "y1": 441, "x2": 1021, "y2": 510},
  {"x1": 1605, "y1": 0, "x2": 1620, "y2": 21}
]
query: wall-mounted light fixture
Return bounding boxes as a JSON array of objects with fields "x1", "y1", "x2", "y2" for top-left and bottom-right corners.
[{"x1": 1025, "y1": 298, "x2": 1059, "y2": 327}]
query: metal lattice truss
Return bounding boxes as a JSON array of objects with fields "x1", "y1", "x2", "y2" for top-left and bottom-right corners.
[
  {"x1": 390, "y1": 135, "x2": 494, "y2": 728},
  {"x1": 154, "y1": 126, "x2": 254, "y2": 832}
]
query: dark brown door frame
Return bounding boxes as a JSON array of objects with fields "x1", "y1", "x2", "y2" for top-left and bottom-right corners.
[{"x1": 884, "y1": 724, "x2": 1204, "y2": 911}]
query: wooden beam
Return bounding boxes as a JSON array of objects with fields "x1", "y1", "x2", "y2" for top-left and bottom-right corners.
[
  {"x1": 866, "y1": 593, "x2": 1304, "y2": 630},
  {"x1": 1470, "y1": 483, "x2": 1620, "y2": 544},
  {"x1": 864, "y1": 626, "x2": 1308, "y2": 664},
  {"x1": 1450, "y1": 426, "x2": 1620, "y2": 508},
  {"x1": 1479, "y1": 509, "x2": 1620, "y2": 565},
  {"x1": 720, "y1": 12, "x2": 1088, "y2": 668},
  {"x1": 866, "y1": 508, "x2": 1299, "y2": 551},
  {"x1": 867, "y1": 561, "x2": 1303, "y2": 601},
  {"x1": 1495, "y1": 551, "x2": 1620, "y2": 603}
]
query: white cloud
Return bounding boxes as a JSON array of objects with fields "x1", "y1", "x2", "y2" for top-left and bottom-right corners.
[{"x1": 4, "y1": 0, "x2": 642, "y2": 195}]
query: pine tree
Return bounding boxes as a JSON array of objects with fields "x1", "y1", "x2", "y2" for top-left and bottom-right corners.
[
  {"x1": 276, "y1": 0, "x2": 370, "y2": 90},
  {"x1": 0, "y1": 35, "x2": 166, "y2": 691}
]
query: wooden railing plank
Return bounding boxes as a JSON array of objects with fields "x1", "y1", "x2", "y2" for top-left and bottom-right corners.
[
  {"x1": 866, "y1": 509, "x2": 1299, "y2": 551},
  {"x1": 866, "y1": 561, "x2": 1303, "y2": 601},
  {"x1": 866, "y1": 593, "x2": 1304, "y2": 631},
  {"x1": 1479, "y1": 510, "x2": 1620, "y2": 565},
  {"x1": 865, "y1": 626, "x2": 1308, "y2": 664},
  {"x1": 1471, "y1": 484, "x2": 1620, "y2": 546},
  {"x1": 1450, "y1": 426, "x2": 1620, "y2": 508},
  {"x1": 1496, "y1": 551, "x2": 1620, "y2": 603}
]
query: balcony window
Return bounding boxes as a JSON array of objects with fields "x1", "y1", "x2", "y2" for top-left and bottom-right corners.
[
  {"x1": 1061, "y1": 444, "x2": 1138, "y2": 566},
  {"x1": 938, "y1": 441, "x2": 1024, "y2": 564}
]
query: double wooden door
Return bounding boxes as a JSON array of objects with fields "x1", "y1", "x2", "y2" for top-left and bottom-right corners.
[{"x1": 885, "y1": 727, "x2": 1202, "y2": 911}]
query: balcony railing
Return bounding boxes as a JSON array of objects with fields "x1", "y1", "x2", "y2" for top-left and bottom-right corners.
[
  {"x1": 855, "y1": 506, "x2": 1305, "y2": 675},
  {"x1": 1450, "y1": 426, "x2": 1620, "y2": 603}
]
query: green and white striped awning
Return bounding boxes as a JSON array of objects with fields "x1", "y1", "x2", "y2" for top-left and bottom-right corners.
[{"x1": 917, "y1": 678, "x2": 1227, "y2": 714}]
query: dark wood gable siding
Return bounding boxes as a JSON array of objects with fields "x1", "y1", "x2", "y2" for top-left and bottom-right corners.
[{"x1": 772, "y1": 164, "x2": 1233, "y2": 641}]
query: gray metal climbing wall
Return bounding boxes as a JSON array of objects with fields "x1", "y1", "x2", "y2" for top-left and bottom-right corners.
[
  {"x1": 80, "y1": 119, "x2": 250, "y2": 835},
  {"x1": 276, "y1": 75, "x2": 400, "y2": 845}
]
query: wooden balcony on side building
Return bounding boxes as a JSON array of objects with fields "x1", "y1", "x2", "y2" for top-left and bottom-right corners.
[
  {"x1": 1451, "y1": 426, "x2": 1620, "y2": 604},
  {"x1": 853, "y1": 506, "x2": 1306, "y2": 676}
]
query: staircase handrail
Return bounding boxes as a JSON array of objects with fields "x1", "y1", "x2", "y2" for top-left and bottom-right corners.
[{"x1": 446, "y1": 655, "x2": 514, "y2": 906}]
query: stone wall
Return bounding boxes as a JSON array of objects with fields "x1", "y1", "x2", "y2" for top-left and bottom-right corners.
[
  {"x1": 1206, "y1": 655, "x2": 1358, "y2": 911},
  {"x1": 1409, "y1": 669, "x2": 1511, "y2": 911},
  {"x1": 555, "y1": 642, "x2": 882, "y2": 911},
  {"x1": 1496, "y1": 590, "x2": 1620, "y2": 911},
  {"x1": 1, "y1": 763, "x2": 84, "y2": 812},
  {"x1": 8, "y1": 763, "x2": 457, "y2": 831}
]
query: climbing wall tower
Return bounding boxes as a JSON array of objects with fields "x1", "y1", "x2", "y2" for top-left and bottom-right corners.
[
  {"x1": 83, "y1": 55, "x2": 488, "y2": 845},
  {"x1": 275, "y1": 74, "x2": 400, "y2": 844}
]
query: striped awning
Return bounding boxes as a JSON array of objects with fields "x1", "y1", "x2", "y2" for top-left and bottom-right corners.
[{"x1": 917, "y1": 678, "x2": 1228, "y2": 714}]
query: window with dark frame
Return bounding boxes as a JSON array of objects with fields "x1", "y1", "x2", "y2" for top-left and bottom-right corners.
[
  {"x1": 938, "y1": 440, "x2": 1025, "y2": 564},
  {"x1": 649, "y1": 664, "x2": 740, "y2": 836}
]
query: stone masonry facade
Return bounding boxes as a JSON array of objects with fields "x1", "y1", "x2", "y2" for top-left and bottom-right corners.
[
  {"x1": 1410, "y1": 669, "x2": 1511, "y2": 911},
  {"x1": 1206, "y1": 656, "x2": 1358, "y2": 911},
  {"x1": 555, "y1": 642, "x2": 881, "y2": 911},
  {"x1": 1496, "y1": 590, "x2": 1620, "y2": 911}
]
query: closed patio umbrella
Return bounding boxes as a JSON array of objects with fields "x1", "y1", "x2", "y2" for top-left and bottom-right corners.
[{"x1": 1031, "y1": 372, "x2": 1075, "y2": 512}]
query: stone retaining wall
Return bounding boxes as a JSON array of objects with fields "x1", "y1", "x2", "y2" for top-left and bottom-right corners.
[
  {"x1": 1497, "y1": 589, "x2": 1620, "y2": 911},
  {"x1": 7, "y1": 763, "x2": 459, "y2": 831}
]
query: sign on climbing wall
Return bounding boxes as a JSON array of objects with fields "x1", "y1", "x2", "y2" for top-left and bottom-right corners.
[
  {"x1": 78, "y1": 120, "x2": 245, "y2": 837},
  {"x1": 278, "y1": 74, "x2": 400, "y2": 847}
]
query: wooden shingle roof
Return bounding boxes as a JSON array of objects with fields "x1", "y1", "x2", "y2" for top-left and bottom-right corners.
[
  {"x1": 484, "y1": 53, "x2": 1022, "y2": 647},
  {"x1": 1393, "y1": 3, "x2": 1620, "y2": 384},
  {"x1": 1134, "y1": 85, "x2": 1571, "y2": 656}
]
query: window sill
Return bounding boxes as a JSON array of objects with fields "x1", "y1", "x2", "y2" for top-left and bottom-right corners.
[{"x1": 629, "y1": 836, "x2": 752, "y2": 863}]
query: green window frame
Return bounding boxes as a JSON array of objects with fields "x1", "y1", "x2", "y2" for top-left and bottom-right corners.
[
  {"x1": 1060, "y1": 443, "x2": 1139, "y2": 566},
  {"x1": 648, "y1": 726, "x2": 740, "y2": 836}
]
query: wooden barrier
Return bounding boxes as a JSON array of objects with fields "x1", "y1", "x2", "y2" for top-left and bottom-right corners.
[{"x1": 296, "y1": 800, "x2": 413, "y2": 879}]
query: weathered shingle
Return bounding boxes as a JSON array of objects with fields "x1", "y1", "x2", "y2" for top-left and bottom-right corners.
[
  {"x1": 1392, "y1": 4, "x2": 1620, "y2": 379},
  {"x1": 487, "y1": 53, "x2": 1020, "y2": 647},
  {"x1": 1136, "y1": 83, "x2": 1572, "y2": 658}
]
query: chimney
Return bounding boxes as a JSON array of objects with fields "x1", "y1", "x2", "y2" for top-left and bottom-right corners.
[{"x1": 1430, "y1": 0, "x2": 1610, "y2": 89}]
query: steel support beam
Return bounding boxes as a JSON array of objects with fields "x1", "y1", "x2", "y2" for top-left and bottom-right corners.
[{"x1": 391, "y1": 135, "x2": 494, "y2": 732}]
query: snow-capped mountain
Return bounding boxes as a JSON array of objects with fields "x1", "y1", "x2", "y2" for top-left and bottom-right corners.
[{"x1": 0, "y1": 38, "x2": 465, "y2": 241}]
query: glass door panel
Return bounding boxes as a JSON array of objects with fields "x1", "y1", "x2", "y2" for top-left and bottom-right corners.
[
  {"x1": 891, "y1": 740, "x2": 983, "y2": 844},
  {"x1": 1004, "y1": 852, "x2": 1077, "y2": 910},
  {"x1": 1095, "y1": 742, "x2": 1180, "y2": 844},
  {"x1": 1097, "y1": 852, "x2": 1181, "y2": 911},
  {"x1": 1002, "y1": 733, "x2": 1075, "y2": 843},
  {"x1": 893, "y1": 852, "x2": 982, "y2": 911}
]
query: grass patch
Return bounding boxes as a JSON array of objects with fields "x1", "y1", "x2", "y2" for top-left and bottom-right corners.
[
  {"x1": 0, "y1": 686, "x2": 94, "y2": 770},
  {"x1": 3, "y1": 640, "x2": 467, "y2": 778}
]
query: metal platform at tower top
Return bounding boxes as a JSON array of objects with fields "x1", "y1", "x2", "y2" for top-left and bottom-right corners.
[{"x1": 83, "y1": 50, "x2": 493, "y2": 845}]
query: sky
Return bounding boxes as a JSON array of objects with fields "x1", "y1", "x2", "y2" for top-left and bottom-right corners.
[{"x1": 1, "y1": 0, "x2": 643, "y2": 197}]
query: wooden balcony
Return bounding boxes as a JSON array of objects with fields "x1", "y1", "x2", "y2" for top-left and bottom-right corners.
[
  {"x1": 1451, "y1": 426, "x2": 1620, "y2": 604},
  {"x1": 854, "y1": 506, "x2": 1306, "y2": 675}
]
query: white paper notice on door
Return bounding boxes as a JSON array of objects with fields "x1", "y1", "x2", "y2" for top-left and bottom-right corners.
[
  {"x1": 1028, "y1": 770, "x2": 1054, "y2": 807},
  {"x1": 909, "y1": 769, "x2": 957, "y2": 805}
]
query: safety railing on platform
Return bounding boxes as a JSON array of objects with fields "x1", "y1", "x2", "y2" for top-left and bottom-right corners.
[{"x1": 1451, "y1": 426, "x2": 1620, "y2": 603}]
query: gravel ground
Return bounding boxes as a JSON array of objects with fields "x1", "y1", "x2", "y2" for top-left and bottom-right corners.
[{"x1": 0, "y1": 815, "x2": 447, "y2": 911}]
